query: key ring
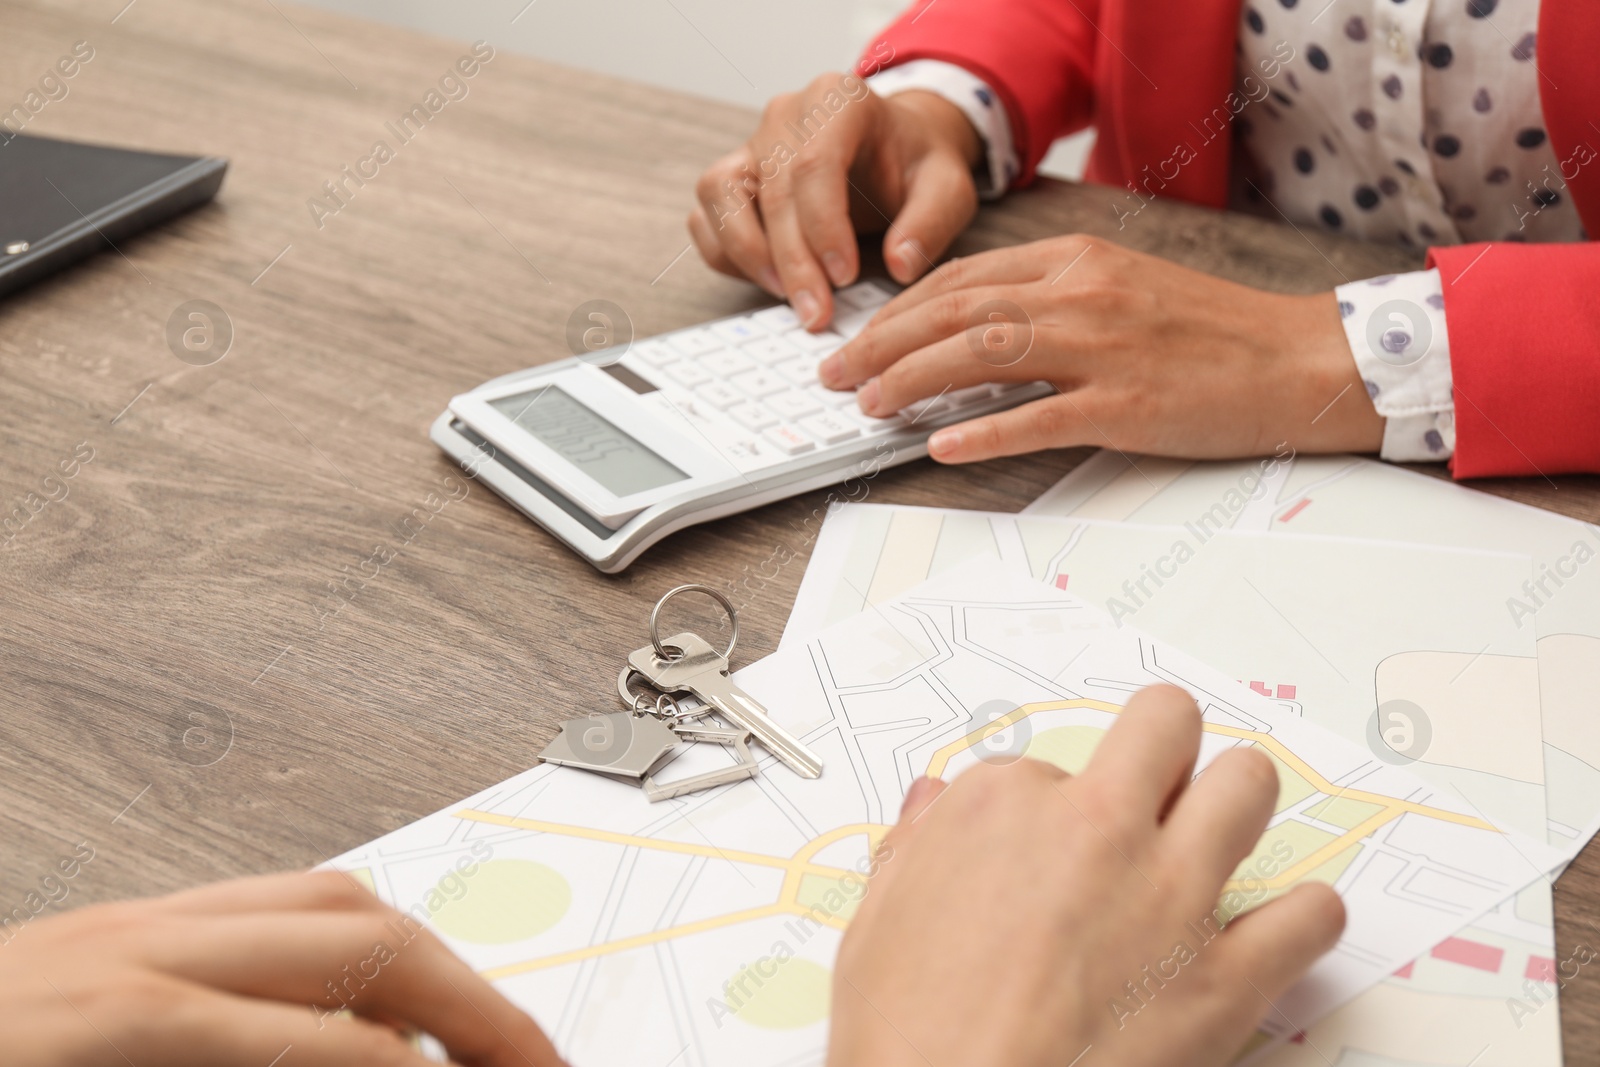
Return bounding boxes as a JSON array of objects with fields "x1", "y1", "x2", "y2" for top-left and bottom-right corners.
[
  {"x1": 617, "y1": 667, "x2": 712, "y2": 725},
  {"x1": 649, "y1": 584, "x2": 738, "y2": 662},
  {"x1": 618, "y1": 667, "x2": 681, "y2": 716},
  {"x1": 618, "y1": 666, "x2": 654, "y2": 712}
]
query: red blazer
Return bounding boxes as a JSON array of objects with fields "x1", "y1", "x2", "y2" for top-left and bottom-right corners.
[{"x1": 859, "y1": 0, "x2": 1600, "y2": 478}]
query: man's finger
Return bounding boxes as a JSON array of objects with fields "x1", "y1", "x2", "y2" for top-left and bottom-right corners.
[
  {"x1": 880, "y1": 149, "x2": 978, "y2": 284},
  {"x1": 140, "y1": 870, "x2": 385, "y2": 917},
  {"x1": 878, "y1": 776, "x2": 948, "y2": 858},
  {"x1": 1160, "y1": 747, "x2": 1280, "y2": 907},
  {"x1": 1213, "y1": 882, "x2": 1346, "y2": 1002},
  {"x1": 860, "y1": 777, "x2": 948, "y2": 916},
  {"x1": 927, "y1": 392, "x2": 1100, "y2": 464},
  {"x1": 138, "y1": 911, "x2": 564, "y2": 1067},
  {"x1": 1077, "y1": 685, "x2": 1203, "y2": 827},
  {"x1": 87, "y1": 972, "x2": 455, "y2": 1067}
]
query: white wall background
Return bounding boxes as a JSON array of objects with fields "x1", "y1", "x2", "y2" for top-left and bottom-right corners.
[{"x1": 296, "y1": 0, "x2": 1092, "y2": 178}]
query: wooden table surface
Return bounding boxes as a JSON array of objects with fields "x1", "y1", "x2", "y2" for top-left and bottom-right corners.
[{"x1": 3, "y1": 0, "x2": 1598, "y2": 1058}]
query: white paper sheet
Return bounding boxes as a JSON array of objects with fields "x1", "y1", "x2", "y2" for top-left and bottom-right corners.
[
  {"x1": 1026, "y1": 450, "x2": 1600, "y2": 859},
  {"x1": 332, "y1": 564, "x2": 1560, "y2": 1066},
  {"x1": 781, "y1": 503, "x2": 1564, "y2": 1066}
]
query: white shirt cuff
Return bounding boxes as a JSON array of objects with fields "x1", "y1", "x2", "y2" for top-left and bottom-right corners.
[
  {"x1": 1335, "y1": 269, "x2": 1456, "y2": 463},
  {"x1": 866, "y1": 59, "x2": 1018, "y2": 200}
]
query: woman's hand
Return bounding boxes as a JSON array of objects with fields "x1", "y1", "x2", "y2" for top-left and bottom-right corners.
[
  {"x1": 817, "y1": 235, "x2": 1386, "y2": 462},
  {"x1": 0, "y1": 870, "x2": 564, "y2": 1067},
  {"x1": 829, "y1": 685, "x2": 1346, "y2": 1067},
  {"x1": 690, "y1": 72, "x2": 982, "y2": 329}
]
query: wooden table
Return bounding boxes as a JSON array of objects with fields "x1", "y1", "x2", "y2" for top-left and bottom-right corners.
[{"x1": 3, "y1": 0, "x2": 1598, "y2": 1057}]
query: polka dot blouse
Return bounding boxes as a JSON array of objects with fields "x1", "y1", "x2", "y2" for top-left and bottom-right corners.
[
  {"x1": 1231, "y1": 0, "x2": 1579, "y2": 248},
  {"x1": 866, "y1": 0, "x2": 1587, "y2": 464}
]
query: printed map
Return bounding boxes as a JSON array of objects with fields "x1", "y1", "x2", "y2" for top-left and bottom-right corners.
[
  {"x1": 334, "y1": 566, "x2": 1559, "y2": 1066},
  {"x1": 783, "y1": 501, "x2": 1563, "y2": 1066}
]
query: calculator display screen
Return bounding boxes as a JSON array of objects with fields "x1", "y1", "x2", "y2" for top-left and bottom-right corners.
[{"x1": 490, "y1": 387, "x2": 687, "y2": 497}]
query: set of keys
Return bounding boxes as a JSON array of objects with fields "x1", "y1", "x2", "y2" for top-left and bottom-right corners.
[{"x1": 538, "y1": 585, "x2": 824, "y2": 801}]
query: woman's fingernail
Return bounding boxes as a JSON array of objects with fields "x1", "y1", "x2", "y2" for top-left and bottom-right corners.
[
  {"x1": 890, "y1": 239, "x2": 924, "y2": 282},
  {"x1": 929, "y1": 428, "x2": 961, "y2": 458},
  {"x1": 822, "y1": 250, "x2": 851, "y2": 287},
  {"x1": 818, "y1": 352, "x2": 843, "y2": 387},
  {"x1": 793, "y1": 288, "x2": 822, "y2": 328},
  {"x1": 757, "y1": 267, "x2": 784, "y2": 296},
  {"x1": 857, "y1": 378, "x2": 881, "y2": 415}
]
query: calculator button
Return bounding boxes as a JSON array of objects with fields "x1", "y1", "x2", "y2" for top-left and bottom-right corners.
[
  {"x1": 798, "y1": 412, "x2": 860, "y2": 445},
  {"x1": 631, "y1": 340, "x2": 679, "y2": 366},
  {"x1": 784, "y1": 328, "x2": 845, "y2": 354},
  {"x1": 752, "y1": 305, "x2": 801, "y2": 332},
  {"x1": 744, "y1": 336, "x2": 802, "y2": 364},
  {"x1": 836, "y1": 281, "x2": 893, "y2": 310},
  {"x1": 642, "y1": 389, "x2": 686, "y2": 417},
  {"x1": 653, "y1": 388, "x2": 699, "y2": 417},
  {"x1": 700, "y1": 348, "x2": 756, "y2": 377},
  {"x1": 764, "y1": 425, "x2": 815, "y2": 455},
  {"x1": 696, "y1": 381, "x2": 747, "y2": 409},
  {"x1": 944, "y1": 385, "x2": 992, "y2": 409},
  {"x1": 667, "y1": 328, "x2": 722, "y2": 356},
  {"x1": 710, "y1": 318, "x2": 766, "y2": 345},
  {"x1": 775, "y1": 358, "x2": 821, "y2": 386},
  {"x1": 766, "y1": 390, "x2": 823, "y2": 420},
  {"x1": 831, "y1": 309, "x2": 874, "y2": 339},
  {"x1": 841, "y1": 406, "x2": 907, "y2": 433},
  {"x1": 728, "y1": 402, "x2": 778, "y2": 431},
  {"x1": 729, "y1": 369, "x2": 785, "y2": 398},
  {"x1": 901, "y1": 394, "x2": 950, "y2": 422},
  {"x1": 665, "y1": 360, "x2": 713, "y2": 388},
  {"x1": 655, "y1": 397, "x2": 715, "y2": 437},
  {"x1": 809, "y1": 383, "x2": 856, "y2": 407},
  {"x1": 723, "y1": 438, "x2": 765, "y2": 465}
]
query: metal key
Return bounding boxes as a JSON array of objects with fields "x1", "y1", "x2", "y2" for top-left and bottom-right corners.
[{"x1": 629, "y1": 631, "x2": 823, "y2": 779}]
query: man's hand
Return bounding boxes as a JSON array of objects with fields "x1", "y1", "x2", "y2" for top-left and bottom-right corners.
[
  {"x1": 690, "y1": 72, "x2": 982, "y2": 330},
  {"x1": 830, "y1": 685, "x2": 1347, "y2": 1067},
  {"x1": 1, "y1": 870, "x2": 565, "y2": 1067},
  {"x1": 818, "y1": 235, "x2": 1386, "y2": 461}
]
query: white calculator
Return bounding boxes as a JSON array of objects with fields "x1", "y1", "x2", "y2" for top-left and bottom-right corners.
[{"x1": 431, "y1": 280, "x2": 1051, "y2": 572}]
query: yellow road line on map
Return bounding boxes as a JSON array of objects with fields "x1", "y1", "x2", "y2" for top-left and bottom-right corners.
[
  {"x1": 922, "y1": 699, "x2": 1496, "y2": 832},
  {"x1": 465, "y1": 817, "x2": 885, "y2": 977},
  {"x1": 455, "y1": 809, "x2": 862, "y2": 880},
  {"x1": 1238, "y1": 807, "x2": 1403, "y2": 891},
  {"x1": 480, "y1": 904, "x2": 791, "y2": 979},
  {"x1": 467, "y1": 698, "x2": 1497, "y2": 976}
]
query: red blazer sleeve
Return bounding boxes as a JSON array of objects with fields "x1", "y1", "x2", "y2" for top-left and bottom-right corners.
[
  {"x1": 1429, "y1": 242, "x2": 1600, "y2": 478},
  {"x1": 856, "y1": 0, "x2": 1098, "y2": 186}
]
